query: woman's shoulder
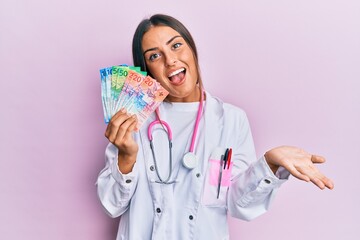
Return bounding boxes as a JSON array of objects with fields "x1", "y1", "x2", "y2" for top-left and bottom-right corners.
[{"x1": 207, "y1": 92, "x2": 248, "y2": 119}]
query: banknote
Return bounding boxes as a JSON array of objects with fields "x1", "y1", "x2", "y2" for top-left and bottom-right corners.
[
  {"x1": 127, "y1": 78, "x2": 169, "y2": 127},
  {"x1": 111, "y1": 65, "x2": 129, "y2": 114},
  {"x1": 100, "y1": 65, "x2": 169, "y2": 127},
  {"x1": 112, "y1": 66, "x2": 146, "y2": 114},
  {"x1": 116, "y1": 70, "x2": 146, "y2": 111},
  {"x1": 100, "y1": 67, "x2": 113, "y2": 123}
]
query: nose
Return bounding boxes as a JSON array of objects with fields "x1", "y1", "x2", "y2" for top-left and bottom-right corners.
[{"x1": 164, "y1": 51, "x2": 177, "y2": 67}]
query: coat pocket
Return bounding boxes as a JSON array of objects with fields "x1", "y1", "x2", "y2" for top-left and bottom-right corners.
[{"x1": 201, "y1": 147, "x2": 233, "y2": 207}]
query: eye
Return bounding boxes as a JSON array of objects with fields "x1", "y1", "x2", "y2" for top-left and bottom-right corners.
[
  {"x1": 149, "y1": 53, "x2": 161, "y2": 62},
  {"x1": 172, "y1": 42, "x2": 182, "y2": 49}
]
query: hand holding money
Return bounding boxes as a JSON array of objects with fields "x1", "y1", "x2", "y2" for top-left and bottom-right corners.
[{"x1": 104, "y1": 108, "x2": 139, "y2": 174}]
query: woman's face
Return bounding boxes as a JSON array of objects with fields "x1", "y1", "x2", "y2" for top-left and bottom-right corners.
[{"x1": 142, "y1": 26, "x2": 200, "y2": 102}]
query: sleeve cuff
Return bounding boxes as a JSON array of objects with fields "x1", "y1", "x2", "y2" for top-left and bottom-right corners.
[
  {"x1": 110, "y1": 155, "x2": 137, "y2": 188},
  {"x1": 235, "y1": 156, "x2": 288, "y2": 208},
  {"x1": 255, "y1": 156, "x2": 289, "y2": 186},
  {"x1": 260, "y1": 155, "x2": 291, "y2": 180}
]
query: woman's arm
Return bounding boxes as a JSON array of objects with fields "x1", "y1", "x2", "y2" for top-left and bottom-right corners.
[
  {"x1": 96, "y1": 109, "x2": 139, "y2": 217},
  {"x1": 226, "y1": 107, "x2": 333, "y2": 221}
]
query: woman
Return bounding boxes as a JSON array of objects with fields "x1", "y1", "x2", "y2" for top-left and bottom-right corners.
[{"x1": 97, "y1": 14, "x2": 334, "y2": 240}]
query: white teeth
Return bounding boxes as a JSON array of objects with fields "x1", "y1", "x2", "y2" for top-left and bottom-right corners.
[{"x1": 168, "y1": 68, "x2": 185, "y2": 77}]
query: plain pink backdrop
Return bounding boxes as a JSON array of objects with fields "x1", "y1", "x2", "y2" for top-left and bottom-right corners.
[{"x1": 1, "y1": 0, "x2": 359, "y2": 239}]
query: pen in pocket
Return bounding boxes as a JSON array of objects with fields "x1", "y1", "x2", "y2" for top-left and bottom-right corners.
[{"x1": 226, "y1": 148, "x2": 232, "y2": 169}]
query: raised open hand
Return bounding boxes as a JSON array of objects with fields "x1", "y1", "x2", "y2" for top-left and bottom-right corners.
[{"x1": 264, "y1": 146, "x2": 334, "y2": 190}]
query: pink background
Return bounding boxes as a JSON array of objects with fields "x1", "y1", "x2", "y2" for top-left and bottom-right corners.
[{"x1": 1, "y1": 0, "x2": 359, "y2": 239}]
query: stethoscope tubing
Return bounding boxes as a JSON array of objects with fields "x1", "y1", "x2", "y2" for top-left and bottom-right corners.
[
  {"x1": 147, "y1": 120, "x2": 172, "y2": 141},
  {"x1": 147, "y1": 90, "x2": 204, "y2": 184}
]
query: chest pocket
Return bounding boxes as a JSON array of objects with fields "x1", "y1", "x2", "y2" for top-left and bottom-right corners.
[{"x1": 201, "y1": 147, "x2": 233, "y2": 207}]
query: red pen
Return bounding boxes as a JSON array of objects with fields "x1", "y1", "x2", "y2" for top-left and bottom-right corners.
[{"x1": 226, "y1": 148, "x2": 232, "y2": 169}]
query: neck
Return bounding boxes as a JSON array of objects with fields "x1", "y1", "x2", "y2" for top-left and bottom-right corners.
[{"x1": 166, "y1": 86, "x2": 204, "y2": 103}]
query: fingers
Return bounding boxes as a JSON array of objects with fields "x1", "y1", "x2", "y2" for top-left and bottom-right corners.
[
  {"x1": 285, "y1": 163, "x2": 311, "y2": 182},
  {"x1": 310, "y1": 172, "x2": 334, "y2": 190},
  {"x1": 310, "y1": 176, "x2": 326, "y2": 190},
  {"x1": 321, "y1": 176, "x2": 335, "y2": 190},
  {"x1": 296, "y1": 163, "x2": 334, "y2": 190},
  {"x1": 105, "y1": 109, "x2": 137, "y2": 144},
  {"x1": 307, "y1": 155, "x2": 334, "y2": 189},
  {"x1": 113, "y1": 115, "x2": 137, "y2": 146},
  {"x1": 105, "y1": 109, "x2": 125, "y2": 140}
]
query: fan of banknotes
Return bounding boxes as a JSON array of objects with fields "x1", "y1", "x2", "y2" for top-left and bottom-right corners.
[{"x1": 100, "y1": 65, "x2": 169, "y2": 128}]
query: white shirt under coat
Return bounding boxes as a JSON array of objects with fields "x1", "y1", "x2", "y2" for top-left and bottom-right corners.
[{"x1": 96, "y1": 92, "x2": 290, "y2": 240}]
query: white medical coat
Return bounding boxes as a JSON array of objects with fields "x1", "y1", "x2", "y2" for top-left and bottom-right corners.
[{"x1": 96, "y1": 92, "x2": 289, "y2": 240}]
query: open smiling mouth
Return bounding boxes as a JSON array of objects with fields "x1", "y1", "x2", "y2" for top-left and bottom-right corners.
[{"x1": 168, "y1": 68, "x2": 186, "y2": 84}]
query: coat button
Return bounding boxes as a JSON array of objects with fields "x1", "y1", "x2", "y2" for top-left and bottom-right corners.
[
  {"x1": 125, "y1": 179, "x2": 132, "y2": 183},
  {"x1": 189, "y1": 215, "x2": 194, "y2": 220},
  {"x1": 156, "y1": 208, "x2": 161, "y2": 213},
  {"x1": 150, "y1": 165, "x2": 155, "y2": 171},
  {"x1": 196, "y1": 173, "x2": 201, "y2": 178},
  {"x1": 264, "y1": 179, "x2": 271, "y2": 184}
]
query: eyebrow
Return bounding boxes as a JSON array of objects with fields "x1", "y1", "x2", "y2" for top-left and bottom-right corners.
[{"x1": 143, "y1": 35, "x2": 182, "y2": 56}]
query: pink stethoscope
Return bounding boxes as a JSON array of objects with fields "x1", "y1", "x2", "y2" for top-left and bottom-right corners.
[{"x1": 147, "y1": 91, "x2": 204, "y2": 184}]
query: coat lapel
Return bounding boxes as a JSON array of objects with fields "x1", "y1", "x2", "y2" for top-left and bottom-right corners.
[{"x1": 202, "y1": 92, "x2": 224, "y2": 171}]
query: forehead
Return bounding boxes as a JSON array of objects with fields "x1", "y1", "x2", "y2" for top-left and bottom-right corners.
[{"x1": 142, "y1": 26, "x2": 182, "y2": 50}]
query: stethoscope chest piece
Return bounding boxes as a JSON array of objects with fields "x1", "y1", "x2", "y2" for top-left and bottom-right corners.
[{"x1": 182, "y1": 152, "x2": 198, "y2": 169}]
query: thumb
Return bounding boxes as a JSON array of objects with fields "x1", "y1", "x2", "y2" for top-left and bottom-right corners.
[{"x1": 311, "y1": 154, "x2": 326, "y2": 164}]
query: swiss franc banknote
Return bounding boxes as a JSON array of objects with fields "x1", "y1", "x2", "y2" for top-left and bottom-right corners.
[{"x1": 99, "y1": 65, "x2": 169, "y2": 128}]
